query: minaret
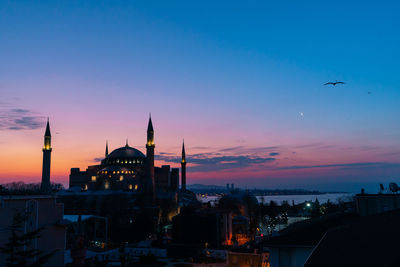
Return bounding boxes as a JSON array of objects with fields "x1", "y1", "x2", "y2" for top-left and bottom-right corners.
[
  {"x1": 146, "y1": 114, "x2": 155, "y2": 198},
  {"x1": 41, "y1": 118, "x2": 52, "y2": 193},
  {"x1": 105, "y1": 140, "x2": 109, "y2": 157},
  {"x1": 181, "y1": 140, "x2": 186, "y2": 191}
]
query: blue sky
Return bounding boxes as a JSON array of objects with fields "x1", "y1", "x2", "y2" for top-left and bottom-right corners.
[{"x1": 1, "y1": 1, "x2": 399, "y2": 192}]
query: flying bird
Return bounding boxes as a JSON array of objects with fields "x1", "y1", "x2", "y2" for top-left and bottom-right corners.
[{"x1": 324, "y1": 81, "x2": 345, "y2": 86}]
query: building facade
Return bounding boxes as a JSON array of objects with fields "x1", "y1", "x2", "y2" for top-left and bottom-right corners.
[
  {"x1": 0, "y1": 196, "x2": 65, "y2": 266},
  {"x1": 69, "y1": 116, "x2": 181, "y2": 195}
]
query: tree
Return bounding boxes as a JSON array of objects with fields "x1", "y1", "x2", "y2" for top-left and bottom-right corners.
[
  {"x1": 268, "y1": 200, "x2": 278, "y2": 218},
  {"x1": 0, "y1": 209, "x2": 56, "y2": 267},
  {"x1": 281, "y1": 200, "x2": 290, "y2": 213},
  {"x1": 311, "y1": 198, "x2": 321, "y2": 217}
]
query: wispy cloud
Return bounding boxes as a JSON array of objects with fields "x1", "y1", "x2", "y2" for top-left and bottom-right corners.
[
  {"x1": 92, "y1": 157, "x2": 104, "y2": 162},
  {"x1": 278, "y1": 162, "x2": 400, "y2": 171},
  {"x1": 217, "y1": 146, "x2": 279, "y2": 154},
  {"x1": 156, "y1": 153, "x2": 276, "y2": 171},
  {"x1": 0, "y1": 106, "x2": 45, "y2": 131}
]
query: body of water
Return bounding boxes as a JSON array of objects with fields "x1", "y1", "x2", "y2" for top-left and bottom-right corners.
[{"x1": 198, "y1": 193, "x2": 353, "y2": 205}]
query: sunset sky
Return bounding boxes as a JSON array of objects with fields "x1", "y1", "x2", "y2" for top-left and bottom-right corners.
[{"x1": 1, "y1": 1, "x2": 400, "y2": 192}]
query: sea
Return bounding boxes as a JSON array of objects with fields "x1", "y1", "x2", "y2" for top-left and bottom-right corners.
[{"x1": 197, "y1": 193, "x2": 353, "y2": 205}]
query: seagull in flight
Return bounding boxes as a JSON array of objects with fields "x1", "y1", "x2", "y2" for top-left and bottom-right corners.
[{"x1": 324, "y1": 81, "x2": 345, "y2": 86}]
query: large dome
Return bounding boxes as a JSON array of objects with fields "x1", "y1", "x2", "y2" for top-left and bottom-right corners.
[{"x1": 107, "y1": 145, "x2": 146, "y2": 159}]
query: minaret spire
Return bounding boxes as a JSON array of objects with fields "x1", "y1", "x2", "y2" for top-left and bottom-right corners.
[
  {"x1": 146, "y1": 114, "x2": 155, "y2": 199},
  {"x1": 45, "y1": 117, "x2": 51, "y2": 137},
  {"x1": 105, "y1": 140, "x2": 109, "y2": 157},
  {"x1": 181, "y1": 139, "x2": 186, "y2": 163},
  {"x1": 181, "y1": 139, "x2": 187, "y2": 191},
  {"x1": 41, "y1": 118, "x2": 52, "y2": 193},
  {"x1": 147, "y1": 114, "x2": 154, "y2": 142},
  {"x1": 126, "y1": 138, "x2": 129, "y2": 147}
]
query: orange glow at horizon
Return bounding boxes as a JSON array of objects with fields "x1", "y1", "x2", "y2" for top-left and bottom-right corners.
[{"x1": 2, "y1": 119, "x2": 400, "y2": 190}]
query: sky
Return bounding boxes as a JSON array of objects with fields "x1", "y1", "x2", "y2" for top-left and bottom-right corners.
[{"x1": 1, "y1": 1, "x2": 400, "y2": 192}]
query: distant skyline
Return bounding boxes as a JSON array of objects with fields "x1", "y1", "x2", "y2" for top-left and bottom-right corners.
[{"x1": 1, "y1": 1, "x2": 400, "y2": 192}]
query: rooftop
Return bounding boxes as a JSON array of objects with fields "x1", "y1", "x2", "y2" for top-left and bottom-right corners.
[{"x1": 305, "y1": 209, "x2": 400, "y2": 267}]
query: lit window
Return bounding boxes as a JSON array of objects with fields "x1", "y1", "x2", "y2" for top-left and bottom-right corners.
[
  {"x1": 113, "y1": 171, "x2": 116, "y2": 174},
  {"x1": 91, "y1": 176, "x2": 96, "y2": 182},
  {"x1": 129, "y1": 184, "x2": 133, "y2": 190},
  {"x1": 116, "y1": 159, "x2": 119, "y2": 163},
  {"x1": 84, "y1": 184, "x2": 88, "y2": 190},
  {"x1": 129, "y1": 161, "x2": 132, "y2": 164},
  {"x1": 120, "y1": 175, "x2": 123, "y2": 181},
  {"x1": 125, "y1": 160, "x2": 128, "y2": 164},
  {"x1": 108, "y1": 175, "x2": 111, "y2": 178},
  {"x1": 117, "y1": 171, "x2": 120, "y2": 174},
  {"x1": 134, "y1": 184, "x2": 138, "y2": 190},
  {"x1": 105, "y1": 182, "x2": 109, "y2": 189},
  {"x1": 105, "y1": 171, "x2": 108, "y2": 174}
]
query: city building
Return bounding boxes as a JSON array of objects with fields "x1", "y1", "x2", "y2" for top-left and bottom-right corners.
[
  {"x1": 68, "y1": 115, "x2": 182, "y2": 197},
  {"x1": 304, "y1": 209, "x2": 400, "y2": 267},
  {"x1": 355, "y1": 192, "x2": 400, "y2": 216},
  {"x1": 0, "y1": 195, "x2": 65, "y2": 266}
]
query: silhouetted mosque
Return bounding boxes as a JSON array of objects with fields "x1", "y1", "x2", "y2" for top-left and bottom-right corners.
[{"x1": 41, "y1": 116, "x2": 189, "y2": 199}]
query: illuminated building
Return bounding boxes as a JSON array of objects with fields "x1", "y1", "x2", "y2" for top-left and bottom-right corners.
[{"x1": 69, "y1": 115, "x2": 179, "y2": 196}]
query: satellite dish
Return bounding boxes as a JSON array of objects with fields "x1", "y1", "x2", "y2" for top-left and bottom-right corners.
[{"x1": 389, "y1": 182, "x2": 399, "y2": 193}]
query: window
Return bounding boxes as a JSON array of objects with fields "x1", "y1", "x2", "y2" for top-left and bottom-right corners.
[
  {"x1": 129, "y1": 184, "x2": 133, "y2": 190},
  {"x1": 120, "y1": 175, "x2": 123, "y2": 181},
  {"x1": 134, "y1": 184, "x2": 138, "y2": 190},
  {"x1": 105, "y1": 182, "x2": 109, "y2": 189},
  {"x1": 91, "y1": 176, "x2": 96, "y2": 182}
]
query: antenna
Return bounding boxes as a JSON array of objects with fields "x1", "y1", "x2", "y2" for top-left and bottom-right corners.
[{"x1": 379, "y1": 184, "x2": 385, "y2": 193}]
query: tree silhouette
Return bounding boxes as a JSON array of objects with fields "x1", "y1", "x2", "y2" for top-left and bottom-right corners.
[{"x1": 0, "y1": 209, "x2": 56, "y2": 267}]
